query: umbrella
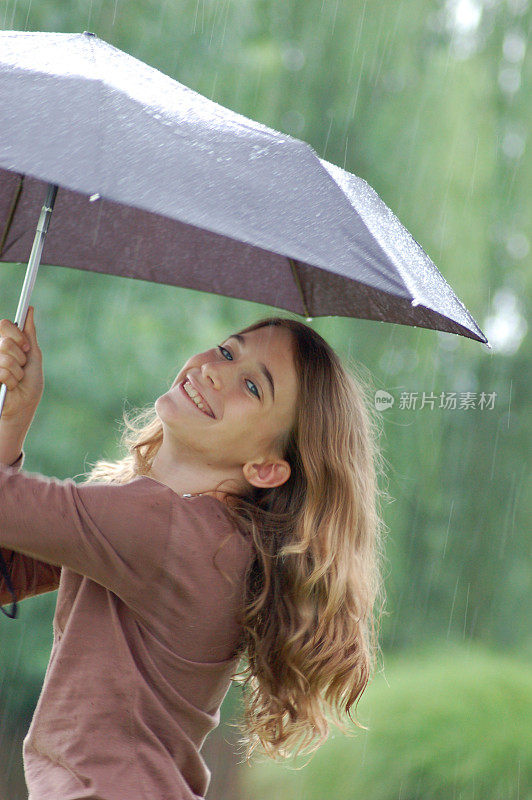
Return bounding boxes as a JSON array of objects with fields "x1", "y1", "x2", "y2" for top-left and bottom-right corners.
[
  {"x1": 0, "y1": 29, "x2": 489, "y2": 618},
  {"x1": 0, "y1": 30, "x2": 488, "y2": 348}
]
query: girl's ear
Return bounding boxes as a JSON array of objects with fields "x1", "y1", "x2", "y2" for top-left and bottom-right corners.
[{"x1": 242, "y1": 459, "x2": 291, "y2": 489}]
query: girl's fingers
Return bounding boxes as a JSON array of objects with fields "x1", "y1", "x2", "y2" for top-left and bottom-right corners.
[
  {"x1": 0, "y1": 353, "x2": 25, "y2": 383},
  {"x1": 0, "y1": 317, "x2": 30, "y2": 350},
  {"x1": 0, "y1": 368, "x2": 19, "y2": 390},
  {"x1": 25, "y1": 306, "x2": 36, "y2": 341},
  {"x1": 0, "y1": 337, "x2": 28, "y2": 366}
]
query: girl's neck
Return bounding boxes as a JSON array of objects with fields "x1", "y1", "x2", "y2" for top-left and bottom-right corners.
[{"x1": 147, "y1": 454, "x2": 240, "y2": 502}]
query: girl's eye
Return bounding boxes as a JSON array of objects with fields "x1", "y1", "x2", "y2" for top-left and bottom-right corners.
[
  {"x1": 218, "y1": 345, "x2": 232, "y2": 361},
  {"x1": 217, "y1": 345, "x2": 261, "y2": 399},
  {"x1": 245, "y1": 379, "x2": 260, "y2": 399}
]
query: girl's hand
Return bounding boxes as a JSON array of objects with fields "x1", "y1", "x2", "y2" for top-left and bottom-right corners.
[{"x1": 0, "y1": 307, "x2": 44, "y2": 422}]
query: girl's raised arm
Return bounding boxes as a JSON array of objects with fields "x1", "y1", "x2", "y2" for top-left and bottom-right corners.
[
  {"x1": 0, "y1": 452, "x2": 61, "y2": 608},
  {"x1": 0, "y1": 306, "x2": 43, "y2": 452},
  {"x1": 0, "y1": 308, "x2": 51, "y2": 611},
  {"x1": 0, "y1": 463, "x2": 173, "y2": 614}
]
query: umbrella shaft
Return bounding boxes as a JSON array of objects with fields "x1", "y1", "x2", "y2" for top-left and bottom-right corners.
[{"x1": 0, "y1": 183, "x2": 58, "y2": 419}]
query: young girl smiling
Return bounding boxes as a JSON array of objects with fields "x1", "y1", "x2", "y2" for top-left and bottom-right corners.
[{"x1": 0, "y1": 308, "x2": 385, "y2": 800}]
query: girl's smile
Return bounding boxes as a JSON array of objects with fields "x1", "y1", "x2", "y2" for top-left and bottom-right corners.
[
  {"x1": 177, "y1": 379, "x2": 216, "y2": 418},
  {"x1": 151, "y1": 325, "x2": 298, "y2": 497}
]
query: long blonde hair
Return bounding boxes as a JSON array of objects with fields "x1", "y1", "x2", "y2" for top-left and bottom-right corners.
[{"x1": 83, "y1": 316, "x2": 388, "y2": 761}]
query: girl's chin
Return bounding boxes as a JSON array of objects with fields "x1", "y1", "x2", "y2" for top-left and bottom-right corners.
[
  {"x1": 154, "y1": 393, "x2": 180, "y2": 419},
  {"x1": 156, "y1": 387, "x2": 209, "y2": 423}
]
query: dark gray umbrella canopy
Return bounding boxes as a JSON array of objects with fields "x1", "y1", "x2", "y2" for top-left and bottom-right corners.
[{"x1": 0, "y1": 30, "x2": 488, "y2": 344}]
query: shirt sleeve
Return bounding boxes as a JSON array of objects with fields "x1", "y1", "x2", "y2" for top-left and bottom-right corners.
[
  {"x1": 0, "y1": 458, "x2": 173, "y2": 607},
  {"x1": 0, "y1": 452, "x2": 61, "y2": 606},
  {"x1": 0, "y1": 547, "x2": 61, "y2": 606}
]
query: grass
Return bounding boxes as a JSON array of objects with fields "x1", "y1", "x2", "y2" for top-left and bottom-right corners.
[{"x1": 240, "y1": 641, "x2": 531, "y2": 799}]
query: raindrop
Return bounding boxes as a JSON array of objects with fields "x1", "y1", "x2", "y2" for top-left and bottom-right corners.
[
  {"x1": 501, "y1": 129, "x2": 526, "y2": 159},
  {"x1": 490, "y1": 419, "x2": 502, "y2": 480},
  {"x1": 382, "y1": 70, "x2": 406, "y2": 93},
  {"x1": 249, "y1": 145, "x2": 271, "y2": 160},
  {"x1": 506, "y1": 231, "x2": 529, "y2": 259},
  {"x1": 483, "y1": 288, "x2": 527, "y2": 354},
  {"x1": 452, "y1": 36, "x2": 480, "y2": 60},
  {"x1": 322, "y1": 109, "x2": 334, "y2": 157},
  {"x1": 86, "y1": 1, "x2": 93, "y2": 30},
  {"x1": 281, "y1": 44, "x2": 305, "y2": 72},
  {"x1": 442, "y1": 499, "x2": 455, "y2": 559},
  {"x1": 447, "y1": 0, "x2": 482, "y2": 33},
  {"x1": 454, "y1": 364, "x2": 477, "y2": 393},
  {"x1": 438, "y1": 332, "x2": 459, "y2": 351},
  {"x1": 280, "y1": 109, "x2": 305, "y2": 137},
  {"x1": 447, "y1": 576, "x2": 460, "y2": 638},
  {"x1": 498, "y1": 66, "x2": 521, "y2": 94},
  {"x1": 379, "y1": 349, "x2": 405, "y2": 375},
  {"x1": 462, "y1": 583, "x2": 470, "y2": 638},
  {"x1": 507, "y1": 0, "x2": 529, "y2": 15},
  {"x1": 444, "y1": 0, "x2": 484, "y2": 57},
  {"x1": 23, "y1": 0, "x2": 32, "y2": 30},
  {"x1": 502, "y1": 30, "x2": 527, "y2": 62},
  {"x1": 405, "y1": 350, "x2": 419, "y2": 371}
]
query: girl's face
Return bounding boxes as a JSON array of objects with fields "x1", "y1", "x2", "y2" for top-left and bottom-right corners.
[{"x1": 155, "y1": 325, "x2": 298, "y2": 486}]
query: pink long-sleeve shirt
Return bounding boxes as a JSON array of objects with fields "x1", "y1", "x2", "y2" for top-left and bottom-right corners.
[{"x1": 0, "y1": 453, "x2": 254, "y2": 800}]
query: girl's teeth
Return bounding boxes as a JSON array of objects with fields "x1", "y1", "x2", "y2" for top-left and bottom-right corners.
[{"x1": 184, "y1": 381, "x2": 211, "y2": 416}]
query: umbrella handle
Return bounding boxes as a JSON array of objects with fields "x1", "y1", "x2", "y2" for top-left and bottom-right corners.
[{"x1": 0, "y1": 183, "x2": 58, "y2": 419}]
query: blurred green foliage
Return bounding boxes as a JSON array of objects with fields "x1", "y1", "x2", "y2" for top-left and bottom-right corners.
[
  {"x1": 243, "y1": 643, "x2": 532, "y2": 799},
  {"x1": 1, "y1": 0, "x2": 530, "y2": 797}
]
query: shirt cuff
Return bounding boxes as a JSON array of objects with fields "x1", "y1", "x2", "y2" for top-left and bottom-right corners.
[{"x1": 8, "y1": 451, "x2": 25, "y2": 471}]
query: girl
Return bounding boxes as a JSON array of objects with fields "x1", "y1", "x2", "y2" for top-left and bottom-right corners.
[{"x1": 0, "y1": 306, "x2": 385, "y2": 800}]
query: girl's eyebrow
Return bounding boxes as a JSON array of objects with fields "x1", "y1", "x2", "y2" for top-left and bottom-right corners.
[{"x1": 226, "y1": 334, "x2": 275, "y2": 402}]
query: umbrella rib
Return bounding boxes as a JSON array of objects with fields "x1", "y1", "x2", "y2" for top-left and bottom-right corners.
[
  {"x1": 0, "y1": 173, "x2": 24, "y2": 258},
  {"x1": 288, "y1": 257, "x2": 311, "y2": 318}
]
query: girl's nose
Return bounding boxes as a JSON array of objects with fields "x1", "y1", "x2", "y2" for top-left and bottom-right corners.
[{"x1": 201, "y1": 361, "x2": 222, "y2": 389}]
